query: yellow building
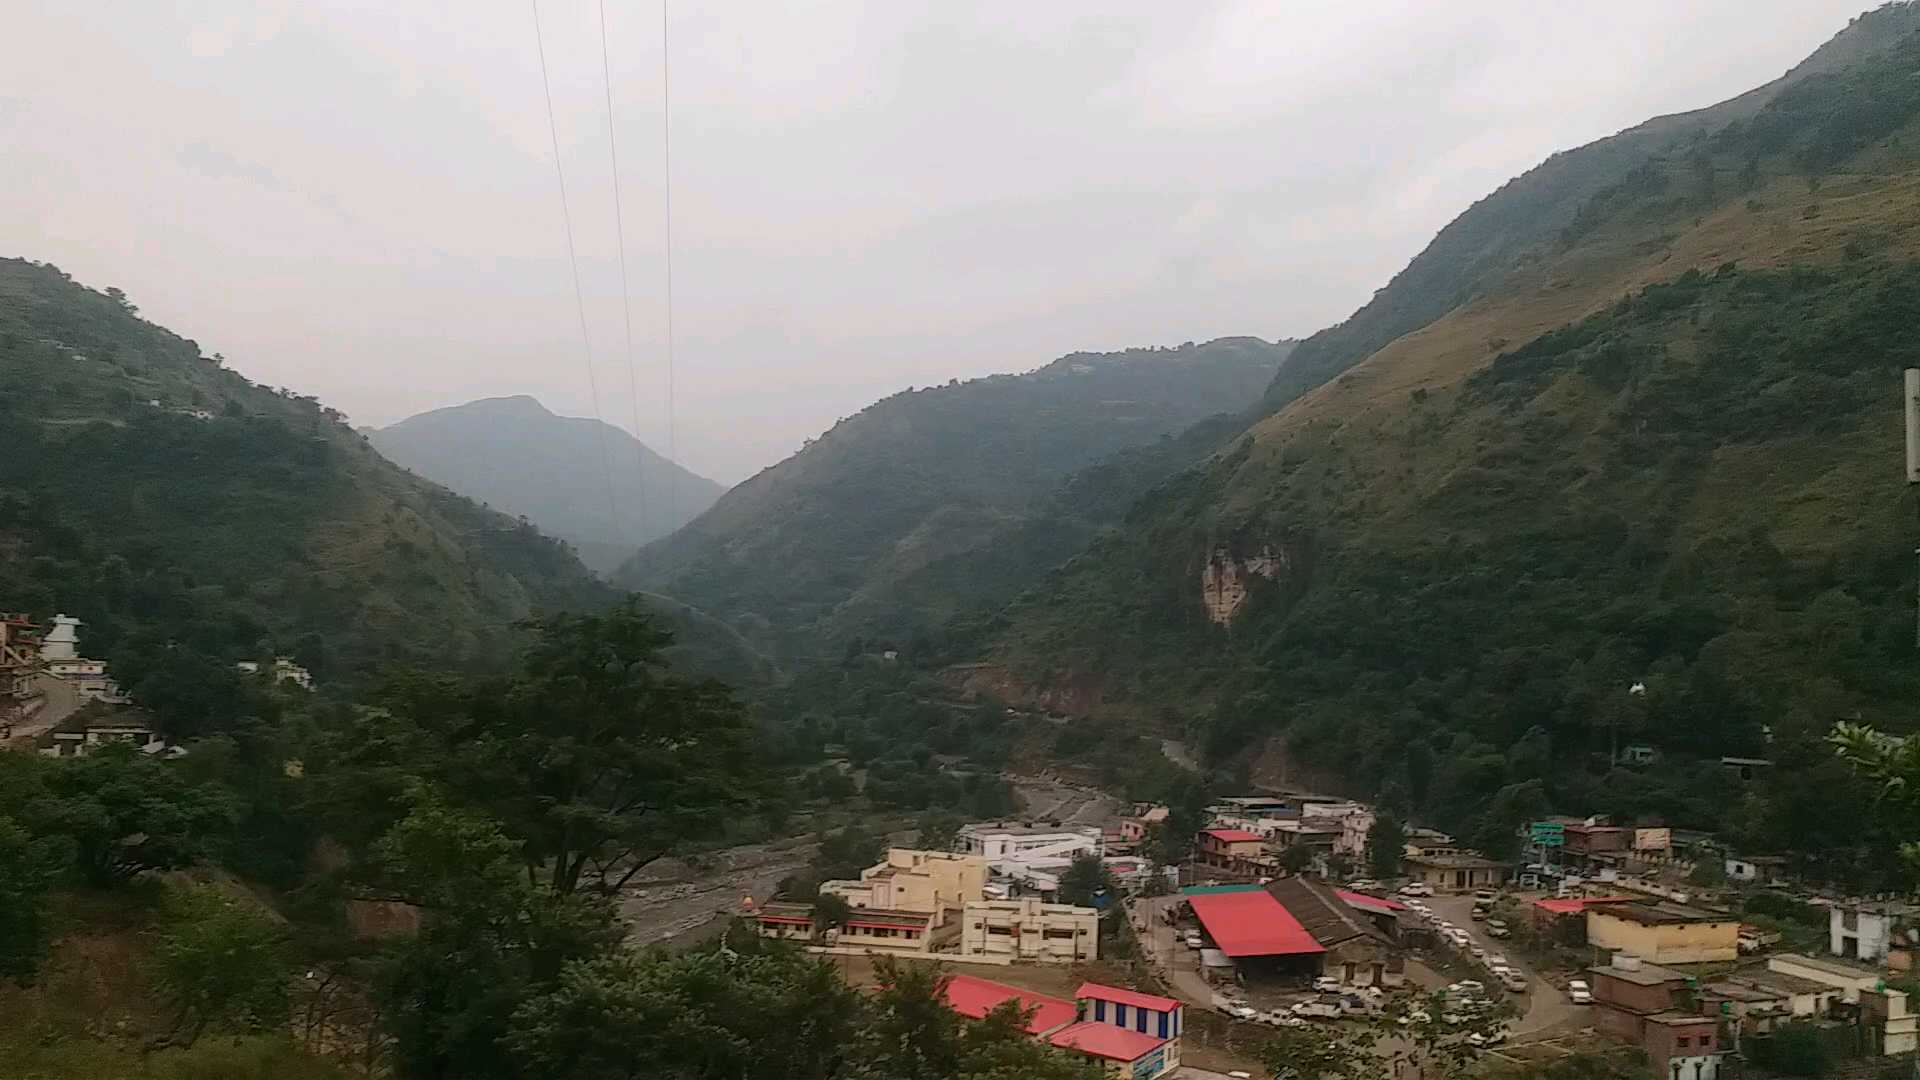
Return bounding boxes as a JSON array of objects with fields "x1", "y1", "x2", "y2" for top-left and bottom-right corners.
[
  {"x1": 821, "y1": 848, "x2": 989, "y2": 915},
  {"x1": 1586, "y1": 901, "x2": 1740, "y2": 964},
  {"x1": 959, "y1": 898, "x2": 1099, "y2": 963}
]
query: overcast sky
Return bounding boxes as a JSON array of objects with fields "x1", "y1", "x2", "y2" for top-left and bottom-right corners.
[{"x1": 0, "y1": 2, "x2": 1873, "y2": 483}]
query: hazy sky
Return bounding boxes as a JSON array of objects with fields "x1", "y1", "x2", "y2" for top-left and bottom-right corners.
[{"x1": 1, "y1": 2, "x2": 1873, "y2": 482}]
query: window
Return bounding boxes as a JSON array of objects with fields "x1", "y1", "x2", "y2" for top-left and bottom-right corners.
[{"x1": 988, "y1": 926, "x2": 1012, "y2": 936}]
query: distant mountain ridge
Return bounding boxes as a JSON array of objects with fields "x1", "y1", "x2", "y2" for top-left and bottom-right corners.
[
  {"x1": 620, "y1": 337, "x2": 1294, "y2": 652},
  {"x1": 975, "y1": 4, "x2": 1920, "y2": 870},
  {"x1": 368, "y1": 396, "x2": 724, "y2": 575}
]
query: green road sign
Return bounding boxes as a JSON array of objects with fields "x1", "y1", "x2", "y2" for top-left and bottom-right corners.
[{"x1": 1528, "y1": 822, "x2": 1565, "y2": 847}]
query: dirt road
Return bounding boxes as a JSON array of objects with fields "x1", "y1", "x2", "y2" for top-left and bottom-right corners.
[{"x1": 1423, "y1": 894, "x2": 1586, "y2": 1038}]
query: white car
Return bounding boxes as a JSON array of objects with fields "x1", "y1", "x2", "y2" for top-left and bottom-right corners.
[
  {"x1": 1312, "y1": 976, "x2": 1344, "y2": 993},
  {"x1": 1467, "y1": 1028, "x2": 1509, "y2": 1048},
  {"x1": 1292, "y1": 999, "x2": 1344, "y2": 1020},
  {"x1": 1264, "y1": 1010, "x2": 1307, "y2": 1028},
  {"x1": 1469, "y1": 945, "x2": 1487, "y2": 961},
  {"x1": 1485, "y1": 954, "x2": 1509, "y2": 969},
  {"x1": 1568, "y1": 980, "x2": 1593, "y2": 1005},
  {"x1": 1346, "y1": 879, "x2": 1382, "y2": 892},
  {"x1": 1398, "y1": 882, "x2": 1435, "y2": 897},
  {"x1": 1452, "y1": 979, "x2": 1486, "y2": 995},
  {"x1": 1500, "y1": 970, "x2": 1529, "y2": 993},
  {"x1": 1184, "y1": 932, "x2": 1203, "y2": 949},
  {"x1": 1396, "y1": 1009, "x2": 1432, "y2": 1027}
]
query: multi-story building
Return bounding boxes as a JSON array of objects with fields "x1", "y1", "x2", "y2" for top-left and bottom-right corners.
[
  {"x1": 1195, "y1": 828, "x2": 1275, "y2": 877},
  {"x1": 959, "y1": 824, "x2": 1103, "y2": 896},
  {"x1": 1830, "y1": 901, "x2": 1914, "y2": 966},
  {"x1": 1588, "y1": 954, "x2": 1724, "y2": 1080},
  {"x1": 822, "y1": 848, "x2": 988, "y2": 916},
  {"x1": 957, "y1": 897, "x2": 1098, "y2": 962}
]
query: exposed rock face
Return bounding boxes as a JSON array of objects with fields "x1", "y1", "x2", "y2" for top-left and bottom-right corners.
[{"x1": 1201, "y1": 544, "x2": 1288, "y2": 625}]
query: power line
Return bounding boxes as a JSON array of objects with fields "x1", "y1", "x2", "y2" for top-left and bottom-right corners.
[
  {"x1": 532, "y1": 0, "x2": 620, "y2": 537},
  {"x1": 598, "y1": 0, "x2": 649, "y2": 542},
  {"x1": 660, "y1": 0, "x2": 679, "y2": 526}
]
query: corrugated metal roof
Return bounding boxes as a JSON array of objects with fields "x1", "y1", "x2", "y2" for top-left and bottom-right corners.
[
  {"x1": 1187, "y1": 889, "x2": 1326, "y2": 957},
  {"x1": 943, "y1": 975, "x2": 1076, "y2": 1035},
  {"x1": 1075, "y1": 982, "x2": 1181, "y2": 1012},
  {"x1": 1048, "y1": 1021, "x2": 1168, "y2": 1062}
]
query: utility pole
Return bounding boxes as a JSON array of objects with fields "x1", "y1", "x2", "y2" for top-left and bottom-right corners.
[{"x1": 1905, "y1": 370, "x2": 1920, "y2": 650}]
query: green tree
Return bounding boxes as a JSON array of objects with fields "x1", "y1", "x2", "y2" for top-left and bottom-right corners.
[
  {"x1": 1057, "y1": 853, "x2": 1116, "y2": 908},
  {"x1": 1765, "y1": 1021, "x2": 1831, "y2": 1076},
  {"x1": 0, "y1": 815, "x2": 67, "y2": 985},
  {"x1": 1367, "y1": 813, "x2": 1406, "y2": 880},
  {"x1": 1830, "y1": 722, "x2": 1920, "y2": 875},
  {"x1": 1280, "y1": 844, "x2": 1317, "y2": 874},
  {"x1": 153, "y1": 885, "x2": 294, "y2": 1046},
  {"x1": 25, "y1": 744, "x2": 240, "y2": 886},
  {"x1": 813, "y1": 891, "x2": 853, "y2": 932},
  {"x1": 916, "y1": 812, "x2": 962, "y2": 853},
  {"x1": 507, "y1": 943, "x2": 865, "y2": 1080}
]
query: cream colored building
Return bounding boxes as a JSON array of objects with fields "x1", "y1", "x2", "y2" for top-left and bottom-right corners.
[
  {"x1": 959, "y1": 898, "x2": 1098, "y2": 962},
  {"x1": 1586, "y1": 901, "x2": 1740, "y2": 964},
  {"x1": 822, "y1": 848, "x2": 988, "y2": 916}
]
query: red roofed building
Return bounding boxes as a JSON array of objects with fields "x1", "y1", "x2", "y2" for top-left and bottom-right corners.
[
  {"x1": 941, "y1": 974, "x2": 1076, "y2": 1036},
  {"x1": 1050, "y1": 1021, "x2": 1177, "y2": 1077},
  {"x1": 1531, "y1": 895, "x2": 1634, "y2": 940},
  {"x1": 1196, "y1": 828, "x2": 1275, "y2": 877}
]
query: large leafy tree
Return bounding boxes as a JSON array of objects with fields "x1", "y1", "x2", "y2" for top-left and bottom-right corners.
[
  {"x1": 24, "y1": 744, "x2": 240, "y2": 886},
  {"x1": 1830, "y1": 722, "x2": 1920, "y2": 877},
  {"x1": 0, "y1": 814, "x2": 67, "y2": 985},
  {"x1": 153, "y1": 885, "x2": 294, "y2": 1046}
]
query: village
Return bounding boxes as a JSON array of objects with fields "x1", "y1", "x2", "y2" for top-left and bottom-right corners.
[
  {"x1": 742, "y1": 790, "x2": 1917, "y2": 1080},
  {"x1": 6, "y1": 609, "x2": 1917, "y2": 1080}
]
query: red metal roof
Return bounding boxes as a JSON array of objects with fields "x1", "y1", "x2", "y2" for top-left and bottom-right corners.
[
  {"x1": 1075, "y1": 982, "x2": 1182, "y2": 1013},
  {"x1": 1049, "y1": 1021, "x2": 1169, "y2": 1062},
  {"x1": 1336, "y1": 889, "x2": 1407, "y2": 911},
  {"x1": 1533, "y1": 895, "x2": 1633, "y2": 915},
  {"x1": 1186, "y1": 889, "x2": 1326, "y2": 957},
  {"x1": 1202, "y1": 828, "x2": 1264, "y2": 843},
  {"x1": 943, "y1": 975, "x2": 1077, "y2": 1035}
]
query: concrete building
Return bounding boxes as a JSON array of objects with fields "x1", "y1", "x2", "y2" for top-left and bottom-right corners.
[
  {"x1": 1588, "y1": 955, "x2": 1724, "y2": 1080},
  {"x1": 1830, "y1": 901, "x2": 1913, "y2": 965},
  {"x1": 1299, "y1": 801, "x2": 1375, "y2": 857},
  {"x1": 237, "y1": 657, "x2": 314, "y2": 690},
  {"x1": 833, "y1": 908, "x2": 947, "y2": 954},
  {"x1": 751, "y1": 901, "x2": 817, "y2": 941},
  {"x1": 1586, "y1": 901, "x2": 1740, "y2": 964},
  {"x1": 1196, "y1": 828, "x2": 1275, "y2": 877},
  {"x1": 960, "y1": 823, "x2": 1102, "y2": 895},
  {"x1": 1722, "y1": 855, "x2": 1789, "y2": 885},
  {"x1": 36, "y1": 615, "x2": 126, "y2": 705},
  {"x1": 822, "y1": 848, "x2": 988, "y2": 917},
  {"x1": 1766, "y1": 953, "x2": 1888, "y2": 1004},
  {"x1": 1400, "y1": 850, "x2": 1508, "y2": 893},
  {"x1": 1059, "y1": 983, "x2": 1182, "y2": 1079},
  {"x1": 958, "y1": 897, "x2": 1098, "y2": 962}
]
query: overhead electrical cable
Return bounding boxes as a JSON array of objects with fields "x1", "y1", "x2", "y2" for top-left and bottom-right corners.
[
  {"x1": 532, "y1": 0, "x2": 621, "y2": 537},
  {"x1": 659, "y1": 0, "x2": 679, "y2": 525},
  {"x1": 597, "y1": 0, "x2": 650, "y2": 541}
]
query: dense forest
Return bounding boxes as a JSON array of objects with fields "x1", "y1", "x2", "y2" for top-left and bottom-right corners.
[
  {"x1": 979, "y1": 11, "x2": 1920, "y2": 890},
  {"x1": 620, "y1": 337, "x2": 1293, "y2": 654}
]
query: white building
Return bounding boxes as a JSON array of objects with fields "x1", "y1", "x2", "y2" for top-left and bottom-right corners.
[
  {"x1": 958, "y1": 897, "x2": 1099, "y2": 962},
  {"x1": 960, "y1": 823, "x2": 1102, "y2": 896},
  {"x1": 1831, "y1": 902, "x2": 1913, "y2": 965},
  {"x1": 39, "y1": 615, "x2": 126, "y2": 703},
  {"x1": 237, "y1": 657, "x2": 314, "y2": 690},
  {"x1": 1300, "y1": 801, "x2": 1375, "y2": 858}
]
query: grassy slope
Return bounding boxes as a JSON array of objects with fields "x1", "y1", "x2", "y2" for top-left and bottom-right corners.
[
  {"x1": 0, "y1": 258, "x2": 617, "y2": 681},
  {"x1": 620, "y1": 337, "x2": 1291, "y2": 651},
  {"x1": 984, "y1": 18, "x2": 1920, "y2": 792}
]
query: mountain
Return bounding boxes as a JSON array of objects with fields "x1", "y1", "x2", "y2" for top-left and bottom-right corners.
[
  {"x1": 976, "y1": 5, "x2": 1920, "y2": 877},
  {"x1": 367, "y1": 396, "x2": 724, "y2": 576},
  {"x1": 0, "y1": 259, "x2": 624, "y2": 700},
  {"x1": 619, "y1": 337, "x2": 1293, "y2": 653}
]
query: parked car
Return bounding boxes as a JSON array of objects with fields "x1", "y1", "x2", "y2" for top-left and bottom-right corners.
[
  {"x1": 1184, "y1": 931, "x2": 1203, "y2": 949},
  {"x1": 1311, "y1": 975, "x2": 1344, "y2": 993},
  {"x1": 1345, "y1": 879, "x2": 1382, "y2": 892},
  {"x1": 1467, "y1": 1028, "x2": 1509, "y2": 1048},
  {"x1": 1469, "y1": 945, "x2": 1487, "y2": 961},
  {"x1": 1264, "y1": 1010, "x2": 1307, "y2": 1028},
  {"x1": 1398, "y1": 882, "x2": 1435, "y2": 897},
  {"x1": 1499, "y1": 970, "x2": 1529, "y2": 993},
  {"x1": 1451, "y1": 979, "x2": 1486, "y2": 996},
  {"x1": 1396, "y1": 1009, "x2": 1432, "y2": 1027},
  {"x1": 1469, "y1": 905, "x2": 1489, "y2": 922},
  {"x1": 1568, "y1": 980, "x2": 1593, "y2": 1005},
  {"x1": 1292, "y1": 998, "x2": 1344, "y2": 1020},
  {"x1": 1486, "y1": 919, "x2": 1510, "y2": 939},
  {"x1": 1484, "y1": 954, "x2": 1509, "y2": 970},
  {"x1": 1473, "y1": 890, "x2": 1497, "y2": 904}
]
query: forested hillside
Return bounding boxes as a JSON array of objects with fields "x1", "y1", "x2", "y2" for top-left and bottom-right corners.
[
  {"x1": 0, "y1": 258, "x2": 617, "y2": 705},
  {"x1": 368, "y1": 395, "x2": 724, "y2": 576},
  {"x1": 982, "y1": 8, "x2": 1920, "y2": 889},
  {"x1": 620, "y1": 337, "x2": 1291, "y2": 653}
]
